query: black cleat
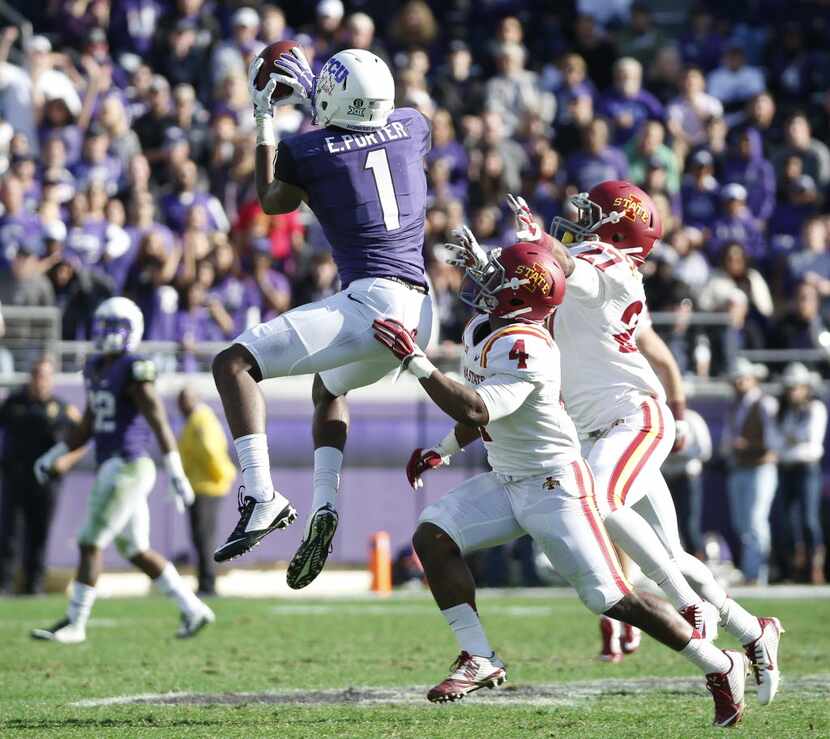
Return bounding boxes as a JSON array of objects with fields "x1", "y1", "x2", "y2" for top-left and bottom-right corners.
[
  {"x1": 214, "y1": 487, "x2": 297, "y2": 562},
  {"x1": 286, "y1": 504, "x2": 339, "y2": 590}
]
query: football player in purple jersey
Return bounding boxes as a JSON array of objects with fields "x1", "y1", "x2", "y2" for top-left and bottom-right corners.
[
  {"x1": 31, "y1": 298, "x2": 213, "y2": 643},
  {"x1": 210, "y1": 47, "x2": 435, "y2": 589}
]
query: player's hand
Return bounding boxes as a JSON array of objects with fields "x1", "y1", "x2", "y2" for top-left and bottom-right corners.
[
  {"x1": 33, "y1": 442, "x2": 69, "y2": 485},
  {"x1": 248, "y1": 56, "x2": 278, "y2": 118},
  {"x1": 168, "y1": 474, "x2": 195, "y2": 514},
  {"x1": 272, "y1": 47, "x2": 315, "y2": 108},
  {"x1": 440, "y1": 226, "x2": 489, "y2": 271},
  {"x1": 373, "y1": 318, "x2": 423, "y2": 364},
  {"x1": 669, "y1": 400, "x2": 688, "y2": 453},
  {"x1": 406, "y1": 447, "x2": 448, "y2": 490},
  {"x1": 507, "y1": 193, "x2": 542, "y2": 243}
]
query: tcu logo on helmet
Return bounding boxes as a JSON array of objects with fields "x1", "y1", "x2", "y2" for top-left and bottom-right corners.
[
  {"x1": 613, "y1": 195, "x2": 650, "y2": 225},
  {"x1": 325, "y1": 58, "x2": 350, "y2": 87},
  {"x1": 515, "y1": 263, "x2": 551, "y2": 296}
]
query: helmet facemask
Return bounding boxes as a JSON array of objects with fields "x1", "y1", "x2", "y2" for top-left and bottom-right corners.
[
  {"x1": 93, "y1": 316, "x2": 134, "y2": 355},
  {"x1": 550, "y1": 192, "x2": 623, "y2": 246},
  {"x1": 461, "y1": 250, "x2": 535, "y2": 320}
]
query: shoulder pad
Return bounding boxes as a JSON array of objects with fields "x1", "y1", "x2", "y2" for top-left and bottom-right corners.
[
  {"x1": 131, "y1": 358, "x2": 157, "y2": 383},
  {"x1": 480, "y1": 325, "x2": 554, "y2": 375}
]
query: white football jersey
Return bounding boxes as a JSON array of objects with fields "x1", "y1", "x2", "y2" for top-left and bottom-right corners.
[
  {"x1": 462, "y1": 314, "x2": 580, "y2": 478},
  {"x1": 551, "y1": 241, "x2": 665, "y2": 435}
]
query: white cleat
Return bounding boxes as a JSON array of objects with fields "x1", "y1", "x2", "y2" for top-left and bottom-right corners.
[
  {"x1": 176, "y1": 604, "x2": 215, "y2": 639},
  {"x1": 31, "y1": 618, "x2": 86, "y2": 644},
  {"x1": 427, "y1": 651, "x2": 507, "y2": 702},
  {"x1": 745, "y1": 617, "x2": 784, "y2": 705},
  {"x1": 706, "y1": 650, "x2": 750, "y2": 728}
]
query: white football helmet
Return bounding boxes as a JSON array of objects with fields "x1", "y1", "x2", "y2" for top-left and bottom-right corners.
[
  {"x1": 313, "y1": 49, "x2": 394, "y2": 131},
  {"x1": 92, "y1": 297, "x2": 144, "y2": 354}
]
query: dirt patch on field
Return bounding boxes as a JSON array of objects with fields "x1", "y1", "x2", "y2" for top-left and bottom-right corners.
[{"x1": 71, "y1": 674, "x2": 830, "y2": 708}]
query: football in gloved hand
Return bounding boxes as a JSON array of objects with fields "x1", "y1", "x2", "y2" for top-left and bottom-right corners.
[{"x1": 254, "y1": 40, "x2": 298, "y2": 98}]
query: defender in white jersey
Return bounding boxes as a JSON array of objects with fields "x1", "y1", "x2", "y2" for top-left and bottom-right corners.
[
  {"x1": 509, "y1": 182, "x2": 783, "y2": 705},
  {"x1": 375, "y1": 238, "x2": 752, "y2": 728}
]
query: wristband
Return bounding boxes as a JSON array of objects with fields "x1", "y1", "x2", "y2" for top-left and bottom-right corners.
[
  {"x1": 163, "y1": 450, "x2": 186, "y2": 478},
  {"x1": 407, "y1": 354, "x2": 436, "y2": 380},
  {"x1": 255, "y1": 114, "x2": 276, "y2": 147},
  {"x1": 434, "y1": 429, "x2": 462, "y2": 459}
]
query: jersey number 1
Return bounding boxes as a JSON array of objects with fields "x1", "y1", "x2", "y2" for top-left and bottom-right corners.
[{"x1": 365, "y1": 149, "x2": 400, "y2": 231}]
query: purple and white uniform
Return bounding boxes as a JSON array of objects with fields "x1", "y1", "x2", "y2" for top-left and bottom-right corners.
[{"x1": 234, "y1": 107, "x2": 435, "y2": 396}]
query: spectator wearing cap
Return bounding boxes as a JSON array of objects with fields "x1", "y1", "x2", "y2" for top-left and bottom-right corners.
[
  {"x1": 773, "y1": 113, "x2": 830, "y2": 190},
  {"x1": 667, "y1": 67, "x2": 723, "y2": 149},
  {"x1": 160, "y1": 160, "x2": 229, "y2": 235},
  {"x1": 0, "y1": 175, "x2": 42, "y2": 267},
  {"x1": 709, "y1": 183, "x2": 765, "y2": 263},
  {"x1": 617, "y1": 2, "x2": 667, "y2": 69},
  {"x1": 598, "y1": 57, "x2": 664, "y2": 147},
  {"x1": 772, "y1": 362, "x2": 827, "y2": 583},
  {"x1": 161, "y1": 19, "x2": 209, "y2": 95},
  {"x1": 722, "y1": 128, "x2": 776, "y2": 225},
  {"x1": 769, "y1": 171, "x2": 820, "y2": 244},
  {"x1": 71, "y1": 124, "x2": 122, "y2": 195},
  {"x1": 133, "y1": 75, "x2": 176, "y2": 165},
  {"x1": 431, "y1": 41, "x2": 485, "y2": 122},
  {"x1": 210, "y1": 7, "x2": 264, "y2": 88},
  {"x1": 706, "y1": 44, "x2": 765, "y2": 118},
  {"x1": 485, "y1": 42, "x2": 555, "y2": 138},
  {"x1": 771, "y1": 281, "x2": 830, "y2": 351},
  {"x1": 721, "y1": 358, "x2": 778, "y2": 585},
  {"x1": 565, "y1": 117, "x2": 628, "y2": 192},
  {"x1": 625, "y1": 120, "x2": 680, "y2": 193},
  {"x1": 680, "y1": 149, "x2": 720, "y2": 231}
]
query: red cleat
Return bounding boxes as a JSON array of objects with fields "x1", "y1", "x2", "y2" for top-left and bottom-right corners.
[
  {"x1": 706, "y1": 650, "x2": 750, "y2": 727},
  {"x1": 427, "y1": 651, "x2": 506, "y2": 703},
  {"x1": 599, "y1": 615, "x2": 623, "y2": 662}
]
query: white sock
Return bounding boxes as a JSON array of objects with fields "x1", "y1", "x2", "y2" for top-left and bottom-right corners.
[
  {"x1": 234, "y1": 433, "x2": 274, "y2": 502},
  {"x1": 719, "y1": 598, "x2": 762, "y2": 645},
  {"x1": 605, "y1": 508, "x2": 700, "y2": 610},
  {"x1": 311, "y1": 447, "x2": 343, "y2": 512},
  {"x1": 154, "y1": 562, "x2": 202, "y2": 616},
  {"x1": 680, "y1": 635, "x2": 732, "y2": 674},
  {"x1": 67, "y1": 581, "x2": 96, "y2": 629},
  {"x1": 441, "y1": 603, "x2": 493, "y2": 657}
]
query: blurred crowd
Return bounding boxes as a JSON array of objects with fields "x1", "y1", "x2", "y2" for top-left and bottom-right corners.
[{"x1": 1, "y1": 1, "x2": 830, "y2": 374}]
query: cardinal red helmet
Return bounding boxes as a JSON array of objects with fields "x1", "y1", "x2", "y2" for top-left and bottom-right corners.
[
  {"x1": 462, "y1": 234, "x2": 566, "y2": 322},
  {"x1": 550, "y1": 180, "x2": 662, "y2": 263}
]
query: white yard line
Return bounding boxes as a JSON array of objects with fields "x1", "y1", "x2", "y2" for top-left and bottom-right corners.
[{"x1": 71, "y1": 674, "x2": 830, "y2": 708}]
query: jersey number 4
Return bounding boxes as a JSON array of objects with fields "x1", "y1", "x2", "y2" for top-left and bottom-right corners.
[
  {"x1": 612, "y1": 301, "x2": 643, "y2": 354},
  {"x1": 365, "y1": 149, "x2": 400, "y2": 231},
  {"x1": 508, "y1": 339, "x2": 529, "y2": 369}
]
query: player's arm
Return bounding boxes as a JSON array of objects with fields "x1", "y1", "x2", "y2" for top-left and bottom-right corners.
[
  {"x1": 33, "y1": 407, "x2": 93, "y2": 484},
  {"x1": 255, "y1": 144, "x2": 307, "y2": 215},
  {"x1": 405, "y1": 422, "x2": 481, "y2": 490},
  {"x1": 129, "y1": 363, "x2": 195, "y2": 512}
]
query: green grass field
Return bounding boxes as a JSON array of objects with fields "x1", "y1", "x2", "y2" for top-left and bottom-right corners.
[{"x1": 1, "y1": 591, "x2": 827, "y2": 737}]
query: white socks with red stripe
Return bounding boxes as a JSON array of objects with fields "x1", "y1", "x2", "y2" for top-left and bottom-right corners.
[
  {"x1": 67, "y1": 581, "x2": 96, "y2": 629},
  {"x1": 680, "y1": 632, "x2": 732, "y2": 674},
  {"x1": 604, "y1": 508, "x2": 701, "y2": 611},
  {"x1": 719, "y1": 599, "x2": 763, "y2": 644},
  {"x1": 442, "y1": 603, "x2": 493, "y2": 657},
  {"x1": 234, "y1": 433, "x2": 275, "y2": 502},
  {"x1": 311, "y1": 447, "x2": 343, "y2": 512},
  {"x1": 155, "y1": 563, "x2": 202, "y2": 617}
]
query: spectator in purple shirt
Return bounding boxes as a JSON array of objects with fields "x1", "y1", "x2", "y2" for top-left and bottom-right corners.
[
  {"x1": 160, "y1": 160, "x2": 229, "y2": 235},
  {"x1": 709, "y1": 183, "x2": 766, "y2": 263},
  {"x1": 426, "y1": 110, "x2": 468, "y2": 195},
  {"x1": 250, "y1": 239, "x2": 291, "y2": 322},
  {"x1": 0, "y1": 175, "x2": 42, "y2": 266},
  {"x1": 679, "y1": 8, "x2": 724, "y2": 73},
  {"x1": 125, "y1": 192, "x2": 176, "y2": 261},
  {"x1": 64, "y1": 187, "x2": 108, "y2": 267},
  {"x1": 721, "y1": 127, "x2": 776, "y2": 224},
  {"x1": 71, "y1": 124, "x2": 123, "y2": 196},
  {"x1": 680, "y1": 149, "x2": 720, "y2": 232},
  {"x1": 565, "y1": 117, "x2": 629, "y2": 192},
  {"x1": 598, "y1": 57, "x2": 664, "y2": 147},
  {"x1": 110, "y1": 0, "x2": 164, "y2": 57},
  {"x1": 124, "y1": 230, "x2": 181, "y2": 340},
  {"x1": 769, "y1": 171, "x2": 820, "y2": 243},
  {"x1": 553, "y1": 53, "x2": 596, "y2": 124},
  {"x1": 208, "y1": 236, "x2": 259, "y2": 333},
  {"x1": 176, "y1": 279, "x2": 232, "y2": 371}
]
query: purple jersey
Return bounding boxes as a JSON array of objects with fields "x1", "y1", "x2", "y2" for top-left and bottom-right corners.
[
  {"x1": 275, "y1": 107, "x2": 430, "y2": 289},
  {"x1": 83, "y1": 352, "x2": 154, "y2": 465}
]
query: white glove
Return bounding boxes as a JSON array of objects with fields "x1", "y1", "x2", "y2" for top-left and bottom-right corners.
[
  {"x1": 506, "y1": 193, "x2": 543, "y2": 242},
  {"x1": 34, "y1": 442, "x2": 69, "y2": 485},
  {"x1": 440, "y1": 226, "x2": 489, "y2": 272},
  {"x1": 247, "y1": 56, "x2": 278, "y2": 119},
  {"x1": 164, "y1": 451, "x2": 195, "y2": 514}
]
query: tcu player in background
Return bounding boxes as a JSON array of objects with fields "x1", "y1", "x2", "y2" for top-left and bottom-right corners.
[
  {"x1": 504, "y1": 182, "x2": 782, "y2": 705},
  {"x1": 31, "y1": 298, "x2": 213, "y2": 644},
  {"x1": 211, "y1": 47, "x2": 433, "y2": 590},
  {"x1": 381, "y1": 238, "x2": 752, "y2": 727}
]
